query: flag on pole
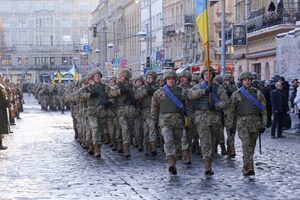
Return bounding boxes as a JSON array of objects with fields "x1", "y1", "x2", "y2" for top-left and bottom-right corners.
[
  {"x1": 69, "y1": 65, "x2": 79, "y2": 81},
  {"x1": 195, "y1": 0, "x2": 210, "y2": 66},
  {"x1": 57, "y1": 70, "x2": 62, "y2": 84}
]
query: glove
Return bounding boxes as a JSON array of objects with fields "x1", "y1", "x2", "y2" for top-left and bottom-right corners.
[
  {"x1": 90, "y1": 92, "x2": 99, "y2": 98},
  {"x1": 205, "y1": 86, "x2": 212, "y2": 94},
  {"x1": 147, "y1": 87, "x2": 155, "y2": 95},
  {"x1": 259, "y1": 128, "x2": 265, "y2": 134}
]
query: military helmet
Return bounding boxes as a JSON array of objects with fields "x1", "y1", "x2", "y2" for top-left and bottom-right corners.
[
  {"x1": 239, "y1": 71, "x2": 253, "y2": 80},
  {"x1": 91, "y1": 68, "x2": 103, "y2": 78},
  {"x1": 224, "y1": 74, "x2": 234, "y2": 83},
  {"x1": 163, "y1": 70, "x2": 177, "y2": 81},
  {"x1": 213, "y1": 75, "x2": 223, "y2": 84},
  {"x1": 135, "y1": 75, "x2": 144, "y2": 82},
  {"x1": 179, "y1": 70, "x2": 192, "y2": 81},
  {"x1": 145, "y1": 70, "x2": 157, "y2": 80},
  {"x1": 119, "y1": 69, "x2": 132, "y2": 80},
  {"x1": 200, "y1": 66, "x2": 216, "y2": 79}
]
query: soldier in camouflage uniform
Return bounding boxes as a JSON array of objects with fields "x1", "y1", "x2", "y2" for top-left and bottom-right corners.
[
  {"x1": 188, "y1": 67, "x2": 228, "y2": 175},
  {"x1": 111, "y1": 70, "x2": 137, "y2": 157},
  {"x1": 228, "y1": 71, "x2": 267, "y2": 175},
  {"x1": 223, "y1": 74, "x2": 238, "y2": 157},
  {"x1": 135, "y1": 70, "x2": 160, "y2": 156},
  {"x1": 151, "y1": 71, "x2": 187, "y2": 175},
  {"x1": 178, "y1": 70, "x2": 192, "y2": 164},
  {"x1": 213, "y1": 76, "x2": 227, "y2": 155},
  {"x1": 133, "y1": 76, "x2": 144, "y2": 152}
]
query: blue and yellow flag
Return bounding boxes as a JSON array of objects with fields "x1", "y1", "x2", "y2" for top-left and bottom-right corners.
[
  {"x1": 69, "y1": 65, "x2": 79, "y2": 81},
  {"x1": 196, "y1": 0, "x2": 210, "y2": 66},
  {"x1": 57, "y1": 71, "x2": 62, "y2": 84}
]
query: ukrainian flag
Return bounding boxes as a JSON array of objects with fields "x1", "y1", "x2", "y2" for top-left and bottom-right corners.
[
  {"x1": 57, "y1": 71, "x2": 63, "y2": 84},
  {"x1": 69, "y1": 65, "x2": 79, "y2": 81},
  {"x1": 196, "y1": 0, "x2": 210, "y2": 66}
]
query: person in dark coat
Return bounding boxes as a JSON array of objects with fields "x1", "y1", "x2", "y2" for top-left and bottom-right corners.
[
  {"x1": 279, "y1": 76, "x2": 290, "y2": 104},
  {"x1": 270, "y1": 82, "x2": 289, "y2": 138},
  {"x1": 262, "y1": 80, "x2": 272, "y2": 127},
  {"x1": 268, "y1": 2, "x2": 276, "y2": 12},
  {"x1": 291, "y1": 79, "x2": 298, "y2": 111},
  {"x1": 0, "y1": 73, "x2": 9, "y2": 150}
]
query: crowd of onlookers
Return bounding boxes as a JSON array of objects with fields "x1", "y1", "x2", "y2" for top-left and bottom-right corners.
[
  {"x1": 252, "y1": 74, "x2": 300, "y2": 137},
  {"x1": 0, "y1": 73, "x2": 25, "y2": 150}
]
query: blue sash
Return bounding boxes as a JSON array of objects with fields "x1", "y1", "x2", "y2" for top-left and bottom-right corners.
[
  {"x1": 162, "y1": 85, "x2": 187, "y2": 116},
  {"x1": 240, "y1": 86, "x2": 265, "y2": 111},
  {"x1": 200, "y1": 81, "x2": 221, "y2": 104}
]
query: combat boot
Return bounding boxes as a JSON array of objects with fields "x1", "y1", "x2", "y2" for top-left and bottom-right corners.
[
  {"x1": 138, "y1": 142, "x2": 143, "y2": 152},
  {"x1": 204, "y1": 159, "x2": 214, "y2": 175},
  {"x1": 150, "y1": 142, "x2": 157, "y2": 157},
  {"x1": 87, "y1": 143, "x2": 94, "y2": 155},
  {"x1": 227, "y1": 144, "x2": 236, "y2": 158},
  {"x1": 166, "y1": 156, "x2": 177, "y2": 175},
  {"x1": 242, "y1": 163, "x2": 255, "y2": 176},
  {"x1": 117, "y1": 141, "x2": 123, "y2": 153},
  {"x1": 104, "y1": 134, "x2": 111, "y2": 145},
  {"x1": 93, "y1": 144, "x2": 101, "y2": 158},
  {"x1": 182, "y1": 150, "x2": 192, "y2": 165},
  {"x1": 220, "y1": 143, "x2": 227, "y2": 155},
  {"x1": 111, "y1": 140, "x2": 118, "y2": 151},
  {"x1": 144, "y1": 142, "x2": 150, "y2": 156},
  {"x1": 0, "y1": 136, "x2": 8, "y2": 150},
  {"x1": 123, "y1": 144, "x2": 131, "y2": 158}
]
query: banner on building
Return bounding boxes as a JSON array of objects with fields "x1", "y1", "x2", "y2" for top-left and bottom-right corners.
[{"x1": 232, "y1": 25, "x2": 247, "y2": 46}]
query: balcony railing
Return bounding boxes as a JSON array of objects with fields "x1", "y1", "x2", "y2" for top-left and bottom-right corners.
[
  {"x1": 184, "y1": 15, "x2": 195, "y2": 27},
  {"x1": 163, "y1": 25, "x2": 176, "y2": 36},
  {"x1": 226, "y1": 10, "x2": 300, "y2": 41}
]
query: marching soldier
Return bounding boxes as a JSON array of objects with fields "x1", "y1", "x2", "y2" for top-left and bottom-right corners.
[
  {"x1": 188, "y1": 67, "x2": 228, "y2": 175},
  {"x1": 0, "y1": 73, "x2": 9, "y2": 149},
  {"x1": 223, "y1": 74, "x2": 238, "y2": 157},
  {"x1": 135, "y1": 70, "x2": 160, "y2": 156},
  {"x1": 228, "y1": 71, "x2": 267, "y2": 175},
  {"x1": 151, "y1": 71, "x2": 188, "y2": 175},
  {"x1": 112, "y1": 70, "x2": 137, "y2": 157}
]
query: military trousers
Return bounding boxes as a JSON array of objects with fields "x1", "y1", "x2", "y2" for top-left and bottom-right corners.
[
  {"x1": 238, "y1": 130, "x2": 259, "y2": 169},
  {"x1": 88, "y1": 116, "x2": 105, "y2": 145},
  {"x1": 161, "y1": 127, "x2": 183, "y2": 157},
  {"x1": 142, "y1": 110, "x2": 157, "y2": 144}
]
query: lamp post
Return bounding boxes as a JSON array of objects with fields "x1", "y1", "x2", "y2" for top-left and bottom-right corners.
[
  {"x1": 136, "y1": 0, "x2": 152, "y2": 68},
  {"x1": 221, "y1": 0, "x2": 226, "y2": 76}
]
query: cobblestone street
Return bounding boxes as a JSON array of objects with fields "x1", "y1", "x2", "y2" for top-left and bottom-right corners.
[{"x1": 1, "y1": 94, "x2": 300, "y2": 200}]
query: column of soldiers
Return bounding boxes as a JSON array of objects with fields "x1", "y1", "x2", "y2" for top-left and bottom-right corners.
[
  {"x1": 0, "y1": 73, "x2": 25, "y2": 150},
  {"x1": 67, "y1": 67, "x2": 266, "y2": 177}
]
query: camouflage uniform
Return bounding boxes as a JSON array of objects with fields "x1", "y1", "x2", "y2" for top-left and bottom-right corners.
[
  {"x1": 110, "y1": 70, "x2": 137, "y2": 157},
  {"x1": 178, "y1": 70, "x2": 193, "y2": 164},
  {"x1": 151, "y1": 71, "x2": 187, "y2": 174},
  {"x1": 188, "y1": 67, "x2": 228, "y2": 175},
  {"x1": 135, "y1": 71, "x2": 160, "y2": 156},
  {"x1": 223, "y1": 74, "x2": 238, "y2": 157},
  {"x1": 228, "y1": 71, "x2": 267, "y2": 175}
]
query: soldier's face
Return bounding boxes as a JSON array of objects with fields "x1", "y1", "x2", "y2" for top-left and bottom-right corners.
[
  {"x1": 119, "y1": 74, "x2": 126, "y2": 82},
  {"x1": 203, "y1": 71, "x2": 213, "y2": 82},
  {"x1": 242, "y1": 78, "x2": 252, "y2": 88},
  {"x1": 166, "y1": 77, "x2": 176, "y2": 87},
  {"x1": 135, "y1": 80, "x2": 143, "y2": 87},
  {"x1": 146, "y1": 76, "x2": 154, "y2": 84},
  {"x1": 224, "y1": 80, "x2": 230, "y2": 86},
  {"x1": 180, "y1": 76, "x2": 188, "y2": 84},
  {"x1": 93, "y1": 73, "x2": 102, "y2": 83}
]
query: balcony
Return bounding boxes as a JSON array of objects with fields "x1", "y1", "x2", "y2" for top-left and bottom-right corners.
[
  {"x1": 184, "y1": 15, "x2": 195, "y2": 27},
  {"x1": 226, "y1": 9, "x2": 300, "y2": 41},
  {"x1": 163, "y1": 25, "x2": 176, "y2": 36}
]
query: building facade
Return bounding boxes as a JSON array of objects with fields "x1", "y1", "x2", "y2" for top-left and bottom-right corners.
[
  {"x1": 233, "y1": 0, "x2": 300, "y2": 80},
  {"x1": 0, "y1": 0, "x2": 98, "y2": 83}
]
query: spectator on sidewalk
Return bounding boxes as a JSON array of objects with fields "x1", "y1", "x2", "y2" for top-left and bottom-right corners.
[
  {"x1": 261, "y1": 80, "x2": 272, "y2": 127},
  {"x1": 0, "y1": 73, "x2": 9, "y2": 150},
  {"x1": 271, "y1": 82, "x2": 289, "y2": 138},
  {"x1": 291, "y1": 79, "x2": 298, "y2": 112},
  {"x1": 293, "y1": 80, "x2": 300, "y2": 131}
]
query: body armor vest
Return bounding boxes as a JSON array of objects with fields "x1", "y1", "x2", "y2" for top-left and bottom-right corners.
[
  {"x1": 159, "y1": 86, "x2": 182, "y2": 113},
  {"x1": 116, "y1": 83, "x2": 134, "y2": 106},
  {"x1": 193, "y1": 93, "x2": 210, "y2": 110},
  {"x1": 88, "y1": 83, "x2": 108, "y2": 106},
  {"x1": 237, "y1": 89, "x2": 261, "y2": 116}
]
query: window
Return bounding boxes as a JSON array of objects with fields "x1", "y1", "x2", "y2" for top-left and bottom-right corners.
[
  {"x1": 62, "y1": 35, "x2": 71, "y2": 44},
  {"x1": 63, "y1": 3, "x2": 72, "y2": 11},
  {"x1": 34, "y1": 3, "x2": 43, "y2": 11},
  {"x1": 0, "y1": 2, "x2": 11, "y2": 12},
  {"x1": 63, "y1": 19, "x2": 72, "y2": 28},
  {"x1": 18, "y1": 2, "x2": 28, "y2": 11},
  {"x1": 47, "y1": 3, "x2": 54, "y2": 11},
  {"x1": 50, "y1": 57, "x2": 55, "y2": 65},
  {"x1": 80, "y1": 18, "x2": 88, "y2": 28},
  {"x1": 80, "y1": 3, "x2": 88, "y2": 11},
  {"x1": 50, "y1": 35, "x2": 54, "y2": 46}
]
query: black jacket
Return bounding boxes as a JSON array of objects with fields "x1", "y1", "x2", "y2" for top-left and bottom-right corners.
[{"x1": 271, "y1": 89, "x2": 288, "y2": 114}]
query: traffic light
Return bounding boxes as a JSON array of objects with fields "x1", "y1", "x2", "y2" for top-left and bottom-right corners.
[
  {"x1": 93, "y1": 26, "x2": 97, "y2": 37},
  {"x1": 146, "y1": 56, "x2": 150, "y2": 68}
]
